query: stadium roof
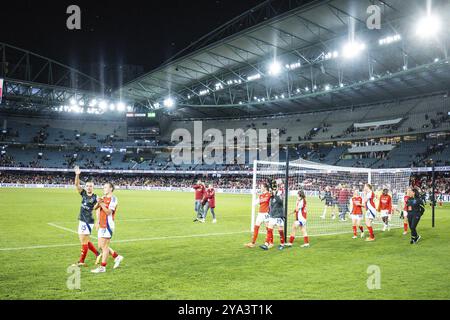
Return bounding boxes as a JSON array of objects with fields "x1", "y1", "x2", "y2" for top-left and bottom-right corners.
[{"x1": 115, "y1": 0, "x2": 450, "y2": 119}]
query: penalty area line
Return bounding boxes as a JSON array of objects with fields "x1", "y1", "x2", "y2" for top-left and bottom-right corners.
[{"x1": 47, "y1": 222, "x2": 78, "y2": 234}]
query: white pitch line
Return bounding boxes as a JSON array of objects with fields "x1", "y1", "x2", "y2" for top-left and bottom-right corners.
[
  {"x1": 47, "y1": 223, "x2": 78, "y2": 234},
  {"x1": 0, "y1": 230, "x2": 249, "y2": 252}
]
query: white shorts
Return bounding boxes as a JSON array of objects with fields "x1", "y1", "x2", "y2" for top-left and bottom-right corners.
[
  {"x1": 268, "y1": 217, "x2": 284, "y2": 227},
  {"x1": 366, "y1": 210, "x2": 377, "y2": 220},
  {"x1": 78, "y1": 221, "x2": 94, "y2": 235},
  {"x1": 98, "y1": 227, "x2": 114, "y2": 239},
  {"x1": 351, "y1": 214, "x2": 363, "y2": 221},
  {"x1": 380, "y1": 210, "x2": 390, "y2": 218},
  {"x1": 294, "y1": 217, "x2": 307, "y2": 227},
  {"x1": 403, "y1": 210, "x2": 408, "y2": 218},
  {"x1": 255, "y1": 213, "x2": 270, "y2": 226}
]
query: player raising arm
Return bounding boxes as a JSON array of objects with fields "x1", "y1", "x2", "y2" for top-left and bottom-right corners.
[
  {"x1": 363, "y1": 184, "x2": 377, "y2": 242},
  {"x1": 378, "y1": 189, "x2": 393, "y2": 232},
  {"x1": 285, "y1": 190, "x2": 310, "y2": 248},
  {"x1": 245, "y1": 183, "x2": 271, "y2": 248},
  {"x1": 350, "y1": 190, "x2": 365, "y2": 239},
  {"x1": 91, "y1": 182, "x2": 124, "y2": 273},
  {"x1": 72, "y1": 166, "x2": 101, "y2": 267}
]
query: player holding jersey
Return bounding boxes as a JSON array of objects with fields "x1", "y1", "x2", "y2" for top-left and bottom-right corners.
[
  {"x1": 245, "y1": 183, "x2": 271, "y2": 248},
  {"x1": 285, "y1": 190, "x2": 310, "y2": 248},
  {"x1": 350, "y1": 190, "x2": 365, "y2": 239},
  {"x1": 363, "y1": 184, "x2": 376, "y2": 242},
  {"x1": 91, "y1": 182, "x2": 124, "y2": 273},
  {"x1": 72, "y1": 166, "x2": 101, "y2": 267},
  {"x1": 378, "y1": 189, "x2": 393, "y2": 232}
]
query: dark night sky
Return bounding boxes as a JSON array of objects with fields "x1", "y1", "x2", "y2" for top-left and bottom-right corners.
[{"x1": 0, "y1": 0, "x2": 266, "y2": 76}]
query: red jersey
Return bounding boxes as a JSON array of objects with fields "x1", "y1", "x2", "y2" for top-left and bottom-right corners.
[
  {"x1": 203, "y1": 188, "x2": 216, "y2": 208},
  {"x1": 351, "y1": 196, "x2": 363, "y2": 215},
  {"x1": 259, "y1": 192, "x2": 271, "y2": 213},
  {"x1": 378, "y1": 194, "x2": 392, "y2": 212},
  {"x1": 193, "y1": 184, "x2": 206, "y2": 200},
  {"x1": 403, "y1": 195, "x2": 410, "y2": 211},
  {"x1": 99, "y1": 195, "x2": 118, "y2": 229},
  {"x1": 337, "y1": 189, "x2": 351, "y2": 204},
  {"x1": 295, "y1": 198, "x2": 307, "y2": 220},
  {"x1": 365, "y1": 191, "x2": 376, "y2": 211}
]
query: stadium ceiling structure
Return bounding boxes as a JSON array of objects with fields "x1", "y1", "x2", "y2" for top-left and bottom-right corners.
[
  {"x1": 115, "y1": 0, "x2": 450, "y2": 119},
  {"x1": 0, "y1": 42, "x2": 107, "y2": 114}
]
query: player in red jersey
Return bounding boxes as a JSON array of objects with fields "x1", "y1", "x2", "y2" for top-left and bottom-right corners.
[
  {"x1": 245, "y1": 183, "x2": 271, "y2": 248},
  {"x1": 378, "y1": 189, "x2": 393, "y2": 232},
  {"x1": 193, "y1": 180, "x2": 206, "y2": 222},
  {"x1": 363, "y1": 184, "x2": 377, "y2": 242},
  {"x1": 400, "y1": 187, "x2": 412, "y2": 235},
  {"x1": 201, "y1": 184, "x2": 217, "y2": 223},
  {"x1": 350, "y1": 190, "x2": 365, "y2": 239},
  {"x1": 285, "y1": 190, "x2": 310, "y2": 248},
  {"x1": 91, "y1": 182, "x2": 123, "y2": 273}
]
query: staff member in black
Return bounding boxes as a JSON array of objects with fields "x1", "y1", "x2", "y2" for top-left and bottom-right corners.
[{"x1": 406, "y1": 187, "x2": 426, "y2": 244}]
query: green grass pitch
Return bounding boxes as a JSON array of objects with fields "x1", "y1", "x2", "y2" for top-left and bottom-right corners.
[{"x1": 0, "y1": 188, "x2": 449, "y2": 300}]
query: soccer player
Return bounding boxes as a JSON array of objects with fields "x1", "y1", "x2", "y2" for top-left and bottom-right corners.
[
  {"x1": 201, "y1": 184, "x2": 217, "y2": 224},
  {"x1": 245, "y1": 183, "x2": 271, "y2": 248},
  {"x1": 193, "y1": 180, "x2": 206, "y2": 222},
  {"x1": 400, "y1": 188, "x2": 412, "y2": 235},
  {"x1": 406, "y1": 187, "x2": 425, "y2": 244},
  {"x1": 91, "y1": 182, "x2": 124, "y2": 273},
  {"x1": 260, "y1": 182, "x2": 285, "y2": 251},
  {"x1": 320, "y1": 186, "x2": 336, "y2": 220},
  {"x1": 285, "y1": 190, "x2": 310, "y2": 248},
  {"x1": 350, "y1": 190, "x2": 365, "y2": 239},
  {"x1": 378, "y1": 188, "x2": 393, "y2": 232},
  {"x1": 363, "y1": 184, "x2": 377, "y2": 242},
  {"x1": 72, "y1": 166, "x2": 101, "y2": 267}
]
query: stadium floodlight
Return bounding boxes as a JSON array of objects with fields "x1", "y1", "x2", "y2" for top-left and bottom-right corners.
[
  {"x1": 70, "y1": 98, "x2": 76, "y2": 105},
  {"x1": 247, "y1": 73, "x2": 262, "y2": 81},
  {"x1": 268, "y1": 61, "x2": 282, "y2": 76},
  {"x1": 163, "y1": 97, "x2": 175, "y2": 108},
  {"x1": 416, "y1": 14, "x2": 441, "y2": 38},
  {"x1": 324, "y1": 85, "x2": 331, "y2": 91},
  {"x1": 305, "y1": 86, "x2": 310, "y2": 92},
  {"x1": 79, "y1": 100, "x2": 85, "y2": 107},
  {"x1": 117, "y1": 102, "x2": 126, "y2": 112},
  {"x1": 342, "y1": 41, "x2": 366, "y2": 59},
  {"x1": 89, "y1": 99, "x2": 97, "y2": 107},
  {"x1": 339, "y1": 83, "x2": 344, "y2": 88},
  {"x1": 99, "y1": 100, "x2": 108, "y2": 110}
]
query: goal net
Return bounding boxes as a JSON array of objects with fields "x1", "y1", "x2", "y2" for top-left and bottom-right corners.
[{"x1": 251, "y1": 159, "x2": 412, "y2": 237}]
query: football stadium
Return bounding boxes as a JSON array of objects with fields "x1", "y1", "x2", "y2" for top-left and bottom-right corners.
[{"x1": 1, "y1": 0, "x2": 450, "y2": 302}]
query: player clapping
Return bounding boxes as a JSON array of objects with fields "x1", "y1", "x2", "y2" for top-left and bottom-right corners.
[{"x1": 72, "y1": 166, "x2": 101, "y2": 267}]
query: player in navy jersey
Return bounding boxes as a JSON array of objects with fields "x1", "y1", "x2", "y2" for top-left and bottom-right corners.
[{"x1": 72, "y1": 166, "x2": 101, "y2": 267}]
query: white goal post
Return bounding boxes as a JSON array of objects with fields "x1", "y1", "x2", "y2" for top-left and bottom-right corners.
[{"x1": 251, "y1": 159, "x2": 412, "y2": 236}]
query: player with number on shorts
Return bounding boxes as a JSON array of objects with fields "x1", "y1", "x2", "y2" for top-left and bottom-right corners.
[
  {"x1": 351, "y1": 190, "x2": 365, "y2": 239},
  {"x1": 260, "y1": 181, "x2": 285, "y2": 251},
  {"x1": 363, "y1": 184, "x2": 376, "y2": 242},
  {"x1": 245, "y1": 183, "x2": 271, "y2": 248},
  {"x1": 72, "y1": 166, "x2": 101, "y2": 267}
]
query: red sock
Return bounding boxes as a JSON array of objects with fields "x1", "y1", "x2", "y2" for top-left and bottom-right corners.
[
  {"x1": 279, "y1": 230, "x2": 285, "y2": 245},
  {"x1": 359, "y1": 226, "x2": 364, "y2": 233},
  {"x1": 88, "y1": 242, "x2": 99, "y2": 256},
  {"x1": 252, "y1": 226, "x2": 260, "y2": 244},
  {"x1": 266, "y1": 229, "x2": 274, "y2": 244},
  {"x1": 367, "y1": 226, "x2": 374, "y2": 238},
  {"x1": 289, "y1": 236, "x2": 295, "y2": 244},
  {"x1": 404, "y1": 223, "x2": 408, "y2": 232},
  {"x1": 101, "y1": 262, "x2": 107, "y2": 267},
  {"x1": 110, "y1": 251, "x2": 119, "y2": 259},
  {"x1": 304, "y1": 236, "x2": 309, "y2": 244},
  {"x1": 79, "y1": 244, "x2": 88, "y2": 263},
  {"x1": 352, "y1": 226, "x2": 357, "y2": 236}
]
